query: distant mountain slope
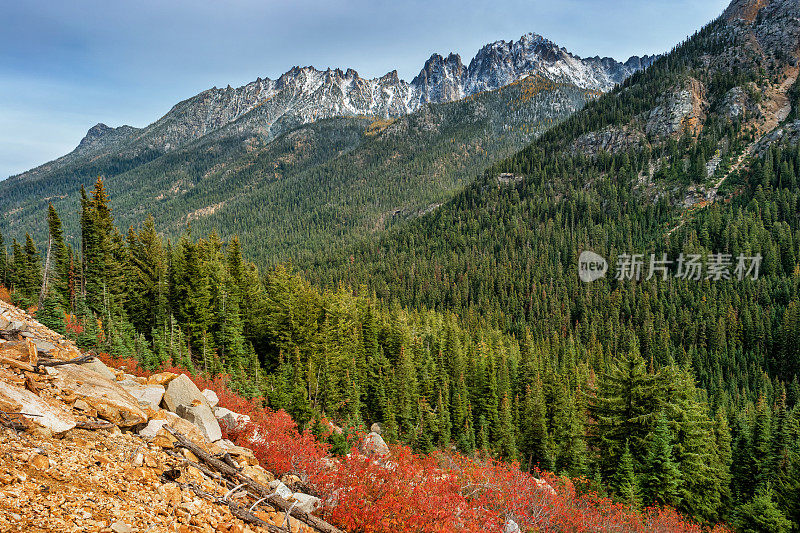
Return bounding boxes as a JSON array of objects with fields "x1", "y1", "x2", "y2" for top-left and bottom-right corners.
[
  {"x1": 0, "y1": 30, "x2": 654, "y2": 260},
  {"x1": 6, "y1": 32, "x2": 653, "y2": 182},
  {"x1": 1, "y1": 75, "x2": 597, "y2": 265}
]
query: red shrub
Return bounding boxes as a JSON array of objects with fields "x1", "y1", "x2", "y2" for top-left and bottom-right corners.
[{"x1": 97, "y1": 354, "x2": 729, "y2": 533}]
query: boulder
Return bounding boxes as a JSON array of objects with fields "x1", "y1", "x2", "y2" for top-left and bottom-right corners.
[
  {"x1": 163, "y1": 374, "x2": 209, "y2": 412},
  {"x1": 176, "y1": 403, "x2": 222, "y2": 442},
  {"x1": 268, "y1": 480, "x2": 293, "y2": 500},
  {"x1": 225, "y1": 444, "x2": 259, "y2": 466},
  {"x1": 27, "y1": 338, "x2": 57, "y2": 355},
  {"x1": 370, "y1": 422, "x2": 382, "y2": 435},
  {"x1": 243, "y1": 465, "x2": 274, "y2": 486},
  {"x1": 291, "y1": 493, "x2": 321, "y2": 514},
  {"x1": 110, "y1": 521, "x2": 133, "y2": 533},
  {"x1": 214, "y1": 438, "x2": 236, "y2": 449},
  {"x1": 201, "y1": 389, "x2": 219, "y2": 408},
  {"x1": 150, "y1": 410, "x2": 207, "y2": 446},
  {"x1": 54, "y1": 364, "x2": 147, "y2": 427},
  {"x1": 0, "y1": 314, "x2": 10, "y2": 331},
  {"x1": 81, "y1": 357, "x2": 117, "y2": 382},
  {"x1": 360, "y1": 431, "x2": 390, "y2": 457},
  {"x1": 138, "y1": 419, "x2": 169, "y2": 439},
  {"x1": 117, "y1": 381, "x2": 165, "y2": 410},
  {"x1": 0, "y1": 381, "x2": 76, "y2": 434},
  {"x1": 504, "y1": 519, "x2": 521, "y2": 533},
  {"x1": 214, "y1": 406, "x2": 250, "y2": 431},
  {"x1": 147, "y1": 372, "x2": 179, "y2": 386}
]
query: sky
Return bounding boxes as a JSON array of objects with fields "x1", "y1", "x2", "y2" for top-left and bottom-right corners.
[{"x1": 0, "y1": 0, "x2": 730, "y2": 180}]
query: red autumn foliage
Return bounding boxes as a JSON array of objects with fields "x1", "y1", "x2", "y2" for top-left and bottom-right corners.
[
  {"x1": 97, "y1": 354, "x2": 729, "y2": 533},
  {"x1": 64, "y1": 313, "x2": 84, "y2": 335},
  {"x1": 0, "y1": 286, "x2": 11, "y2": 304}
]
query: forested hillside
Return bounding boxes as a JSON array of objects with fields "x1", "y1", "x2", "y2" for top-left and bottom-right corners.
[
  {"x1": 2, "y1": 156, "x2": 799, "y2": 530},
  {"x1": 288, "y1": 0, "x2": 800, "y2": 528}
]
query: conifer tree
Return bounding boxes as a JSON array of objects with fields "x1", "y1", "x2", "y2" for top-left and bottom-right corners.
[
  {"x1": 753, "y1": 397, "x2": 774, "y2": 490},
  {"x1": 589, "y1": 342, "x2": 662, "y2": 481},
  {"x1": 37, "y1": 293, "x2": 66, "y2": 335},
  {"x1": 41, "y1": 204, "x2": 70, "y2": 309},
  {"x1": 641, "y1": 413, "x2": 682, "y2": 508},
  {"x1": 126, "y1": 216, "x2": 167, "y2": 335},
  {"x1": 395, "y1": 345, "x2": 418, "y2": 439},
  {"x1": 615, "y1": 440, "x2": 641, "y2": 507},
  {"x1": 14, "y1": 234, "x2": 42, "y2": 304},
  {"x1": 82, "y1": 178, "x2": 126, "y2": 317},
  {"x1": 734, "y1": 486, "x2": 792, "y2": 533},
  {"x1": 497, "y1": 392, "x2": 517, "y2": 461},
  {"x1": 520, "y1": 379, "x2": 551, "y2": 471}
]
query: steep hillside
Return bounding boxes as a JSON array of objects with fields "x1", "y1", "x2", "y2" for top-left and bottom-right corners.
[
  {"x1": 0, "y1": 299, "x2": 724, "y2": 533},
  {"x1": 310, "y1": 0, "x2": 800, "y2": 323}
]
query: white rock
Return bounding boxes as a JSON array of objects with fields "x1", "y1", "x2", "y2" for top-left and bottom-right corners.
[
  {"x1": 201, "y1": 389, "x2": 219, "y2": 408},
  {"x1": 214, "y1": 406, "x2": 250, "y2": 431},
  {"x1": 117, "y1": 381, "x2": 165, "y2": 410},
  {"x1": 138, "y1": 419, "x2": 169, "y2": 439},
  {"x1": 360, "y1": 431, "x2": 390, "y2": 457},
  {"x1": 80, "y1": 357, "x2": 117, "y2": 382},
  {"x1": 504, "y1": 519, "x2": 520, "y2": 533},
  {"x1": 291, "y1": 493, "x2": 321, "y2": 514},
  {"x1": 110, "y1": 521, "x2": 133, "y2": 533},
  {"x1": 54, "y1": 364, "x2": 147, "y2": 427},
  {"x1": 176, "y1": 404, "x2": 222, "y2": 442},
  {"x1": 214, "y1": 438, "x2": 237, "y2": 450},
  {"x1": 0, "y1": 381, "x2": 76, "y2": 434},
  {"x1": 163, "y1": 374, "x2": 210, "y2": 412},
  {"x1": 268, "y1": 480, "x2": 293, "y2": 500}
]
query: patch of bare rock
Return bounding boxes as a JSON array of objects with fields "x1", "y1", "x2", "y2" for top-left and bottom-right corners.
[{"x1": 0, "y1": 299, "x2": 335, "y2": 533}]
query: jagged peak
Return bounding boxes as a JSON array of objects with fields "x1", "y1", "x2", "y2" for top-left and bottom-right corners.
[{"x1": 378, "y1": 69, "x2": 400, "y2": 84}]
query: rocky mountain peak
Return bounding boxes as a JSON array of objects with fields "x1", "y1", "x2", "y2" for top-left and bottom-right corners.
[
  {"x1": 76, "y1": 123, "x2": 136, "y2": 154},
  {"x1": 412, "y1": 52, "x2": 467, "y2": 103}
]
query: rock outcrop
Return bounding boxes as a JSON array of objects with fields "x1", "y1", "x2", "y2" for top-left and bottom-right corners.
[{"x1": 360, "y1": 430, "x2": 390, "y2": 458}]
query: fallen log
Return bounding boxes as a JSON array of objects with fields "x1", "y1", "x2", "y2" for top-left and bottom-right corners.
[
  {"x1": 75, "y1": 419, "x2": 116, "y2": 430},
  {"x1": 165, "y1": 426, "x2": 343, "y2": 533},
  {"x1": 36, "y1": 354, "x2": 95, "y2": 368},
  {"x1": 161, "y1": 476, "x2": 286, "y2": 533}
]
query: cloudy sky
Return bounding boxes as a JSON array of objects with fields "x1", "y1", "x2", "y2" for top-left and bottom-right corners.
[{"x1": 0, "y1": 0, "x2": 729, "y2": 180}]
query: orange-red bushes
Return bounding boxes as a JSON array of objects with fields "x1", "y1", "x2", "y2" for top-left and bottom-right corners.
[
  {"x1": 96, "y1": 354, "x2": 728, "y2": 533},
  {"x1": 315, "y1": 445, "x2": 498, "y2": 533}
]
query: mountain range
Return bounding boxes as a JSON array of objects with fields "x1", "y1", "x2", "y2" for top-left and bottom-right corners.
[
  {"x1": 0, "y1": 32, "x2": 655, "y2": 262},
  {"x1": 12, "y1": 32, "x2": 655, "y2": 176}
]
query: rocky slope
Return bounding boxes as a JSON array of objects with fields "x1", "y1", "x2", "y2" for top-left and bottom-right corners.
[{"x1": 0, "y1": 299, "x2": 348, "y2": 533}]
